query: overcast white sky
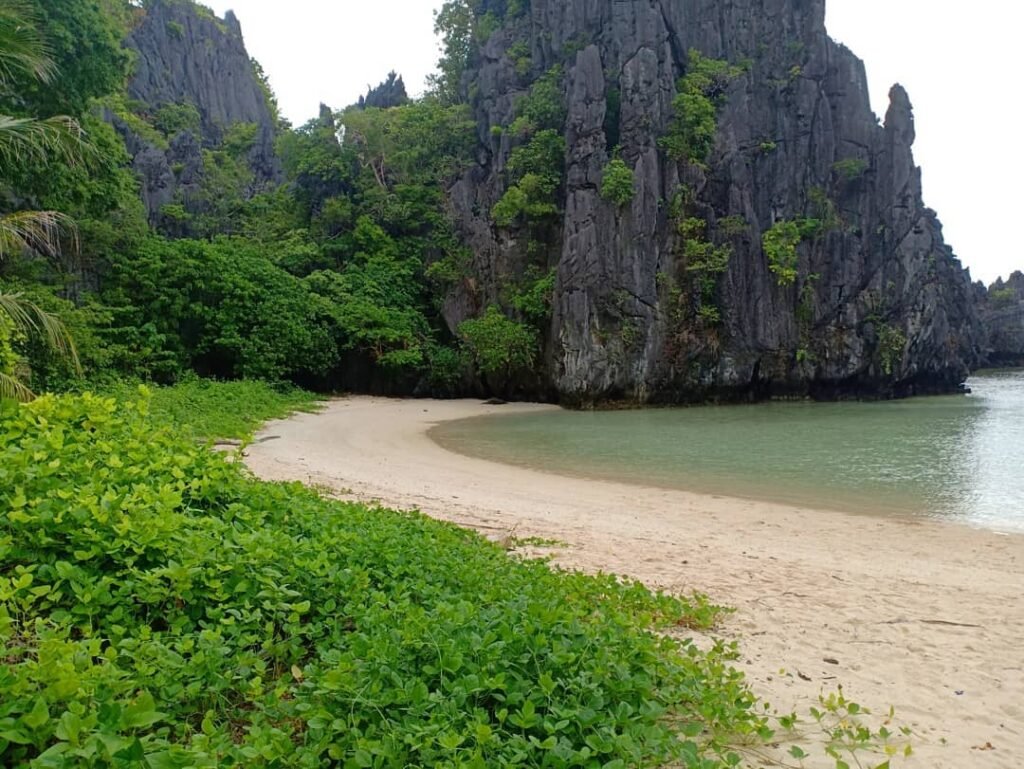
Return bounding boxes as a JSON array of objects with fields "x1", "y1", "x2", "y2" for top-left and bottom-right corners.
[{"x1": 206, "y1": 0, "x2": 1021, "y2": 284}]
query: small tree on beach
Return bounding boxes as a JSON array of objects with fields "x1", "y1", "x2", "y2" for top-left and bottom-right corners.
[{"x1": 458, "y1": 305, "x2": 536, "y2": 397}]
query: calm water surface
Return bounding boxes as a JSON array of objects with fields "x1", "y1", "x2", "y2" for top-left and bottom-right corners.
[{"x1": 432, "y1": 370, "x2": 1024, "y2": 533}]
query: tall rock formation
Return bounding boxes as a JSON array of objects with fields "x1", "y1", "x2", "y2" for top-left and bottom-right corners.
[
  {"x1": 114, "y1": 0, "x2": 280, "y2": 228},
  {"x1": 357, "y1": 72, "x2": 410, "y2": 110},
  {"x1": 444, "y1": 0, "x2": 983, "y2": 403},
  {"x1": 980, "y1": 272, "x2": 1024, "y2": 366}
]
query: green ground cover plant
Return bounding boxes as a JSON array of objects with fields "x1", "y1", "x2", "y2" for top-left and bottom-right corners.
[
  {"x1": 100, "y1": 378, "x2": 322, "y2": 441},
  {"x1": 0, "y1": 387, "x2": 771, "y2": 768}
]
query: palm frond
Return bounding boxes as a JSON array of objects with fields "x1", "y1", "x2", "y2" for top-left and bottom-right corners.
[
  {"x1": 0, "y1": 114, "x2": 84, "y2": 167},
  {"x1": 0, "y1": 370, "x2": 33, "y2": 401},
  {"x1": 0, "y1": 210, "x2": 78, "y2": 262},
  {"x1": 0, "y1": 0, "x2": 55, "y2": 86},
  {"x1": 0, "y1": 290, "x2": 81, "y2": 374}
]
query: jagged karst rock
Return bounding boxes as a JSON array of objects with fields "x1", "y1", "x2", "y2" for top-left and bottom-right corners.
[
  {"x1": 444, "y1": 0, "x2": 984, "y2": 403},
  {"x1": 357, "y1": 71, "x2": 410, "y2": 110},
  {"x1": 980, "y1": 272, "x2": 1024, "y2": 366},
  {"x1": 115, "y1": 0, "x2": 280, "y2": 225}
]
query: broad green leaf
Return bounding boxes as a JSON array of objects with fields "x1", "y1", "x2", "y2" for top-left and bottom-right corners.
[{"x1": 22, "y1": 697, "x2": 50, "y2": 730}]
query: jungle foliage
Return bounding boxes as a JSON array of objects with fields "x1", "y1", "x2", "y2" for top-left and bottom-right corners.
[{"x1": 0, "y1": 0, "x2": 517, "y2": 397}]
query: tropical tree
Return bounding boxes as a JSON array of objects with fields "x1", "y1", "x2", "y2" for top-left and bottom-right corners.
[
  {"x1": 0, "y1": 0, "x2": 81, "y2": 399},
  {"x1": 0, "y1": 291, "x2": 78, "y2": 399}
]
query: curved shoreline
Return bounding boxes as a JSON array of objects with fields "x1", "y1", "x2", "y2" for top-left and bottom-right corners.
[
  {"x1": 428, "y1": 418, "x2": 933, "y2": 528},
  {"x1": 246, "y1": 396, "x2": 1023, "y2": 768}
]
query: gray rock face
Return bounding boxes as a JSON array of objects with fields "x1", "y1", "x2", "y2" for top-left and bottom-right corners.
[
  {"x1": 980, "y1": 272, "x2": 1024, "y2": 366},
  {"x1": 357, "y1": 72, "x2": 410, "y2": 110},
  {"x1": 117, "y1": 0, "x2": 280, "y2": 222},
  {"x1": 446, "y1": 0, "x2": 983, "y2": 403}
]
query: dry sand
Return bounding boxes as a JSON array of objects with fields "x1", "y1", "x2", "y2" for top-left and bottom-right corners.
[{"x1": 246, "y1": 396, "x2": 1024, "y2": 768}]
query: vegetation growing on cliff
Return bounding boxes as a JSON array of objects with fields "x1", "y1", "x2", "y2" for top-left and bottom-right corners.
[
  {"x1": 494, "y1": 67, "x2": 567, "y2": 228},
  {"x1": 680, "y1": 218, "x2": 733, "y2": 325},
  {"x1": 600, "y1": 157, "x2": 635, "y2": 207},
  {"x1": 762, "y1": 218, "x2": 822, "y2": 287},
  {"x1": 1, "y1": 0, "x2": 978, "y2": 404},
  {"x1": 431, "y1": 0, "x2": 530, "y2": 105},
  {"x1": 832, "y1": 157, "x2": 869, "y2": 181},
  {"x1": 661, "y1": 51, "x2": 744, "y2": 166},
  {"x1": 877, "y1": 324, "x2": 908, "y2": 376}
]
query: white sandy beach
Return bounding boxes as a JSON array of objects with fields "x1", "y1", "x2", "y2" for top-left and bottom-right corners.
[{"x1": 246, "y1": 396, "x2": 1024, "y2": 768}]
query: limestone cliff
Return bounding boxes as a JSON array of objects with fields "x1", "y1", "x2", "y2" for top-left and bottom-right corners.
[
  {"x1": 114, "y1": 0, "x2": 280, "y2": 228},
  {"x1": 980, "y1": 272, "x2": 1024, "y2": 366},
  {"x1": 444, "y1": 0, "x2": 983, "y2": 403}
]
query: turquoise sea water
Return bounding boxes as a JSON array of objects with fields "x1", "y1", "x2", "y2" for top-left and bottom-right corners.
[{"x1": 432, "y1": 370, "x2": 1024, "y2": 533}]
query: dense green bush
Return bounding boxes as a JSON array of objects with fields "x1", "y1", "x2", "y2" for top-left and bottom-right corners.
[
  {"x1": 513, "y1": 66, "x2": 565, "y2": 134},
  {"x1": 8, "y1": 0, "x2": 129, "y2": 118},
  {"x1": 305, "y1": 217, "x2": 433, "y2": 375},
  {"x1": 492, "y1": 174, "x2": 560, "y2": 226},
  {"x1": 152, "y1": 102, "x2": 202, "y2": 137},
  {"x1": 458, "y1": 305, "x2": 537, "y2": 391},
  {"x1": 600, "y1": 158, "x2": 635, "y2": 207},
  {"x1": 494, "y1": 128, "x2": 566, "y2": 227},
  {"x1": 0, "y1": 280, "x2": 117, "y2": 392},
  {"x1": 0, "y1": 312, "x2": 15, "y2": 377},
  {"x1": 661, "y1": 51, "x2": 743, "y2": 166},
  {"x1": 831, "y1": 158, "x2": 869, "y2": 181},
  {"x1": 510, "y1": 267, "x2": 557, "y2": 327},
  {"x1": 0, "y1": 389, "x2": 772, "y2": 767},
  {"x1": 507, "y1": 129, "x2": 566, "y2": 183},
  {"x1": 100, "y1": 237, "x2": 339, "y2": 382},
  {"x1": 762, "y1": 218, "x2": 822, "y2": 287}
]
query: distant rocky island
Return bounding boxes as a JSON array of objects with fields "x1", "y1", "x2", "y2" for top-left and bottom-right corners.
[{"x1": 979, "y1": 271, "x2": 1024, "y2": 367}]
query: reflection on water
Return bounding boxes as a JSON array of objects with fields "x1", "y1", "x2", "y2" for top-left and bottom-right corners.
[
  {"x1": 432, "y1": 371, "x2": 1024, "y2": 533},
  {"x1": 959, "y1": 371, "x2": 1024, "y2": 531}
]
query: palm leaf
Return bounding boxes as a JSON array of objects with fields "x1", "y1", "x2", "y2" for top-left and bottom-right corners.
[
  {"x1": 0, "y1": 114, "x2": 84, "y2": 167},
  {"x1": 0, "y1": 0, "x2": 55, "y2": 86},
  {"x1": 0, "y1": 369, "x2": 33, "y2": 401},
  {"x1": 0, "y1": 290, "x2": 81, "y2": 374},
  {"x1": 0, "y1": 210, "x2": 78, "y2": 262}
]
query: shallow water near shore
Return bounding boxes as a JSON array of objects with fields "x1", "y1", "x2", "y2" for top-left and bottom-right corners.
[{"x1": 432, "y1": 370, "x2": 1024, "y2": 533}]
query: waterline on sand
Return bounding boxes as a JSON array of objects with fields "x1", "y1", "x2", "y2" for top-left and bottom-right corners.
[{"x1": 431, "y1": 370, "x2": 1024, "y2": 533}]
